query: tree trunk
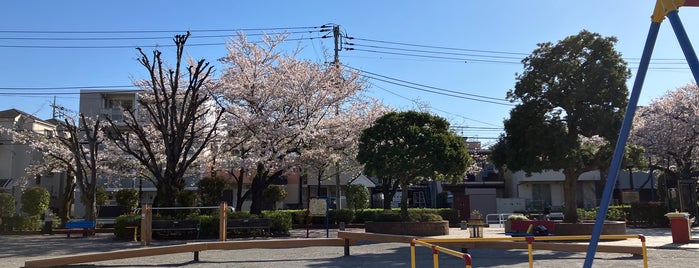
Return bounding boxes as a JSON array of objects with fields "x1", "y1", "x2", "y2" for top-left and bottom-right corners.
[
  {"x1": 381, "y1": 179, "x2": 398, "y2": 209},
  {"x1": 562, "y1": 170, "x2": 579, "y2": 223},
  {"x1": 400, "y1": 180, "x2": 410, "y2": 220},
  {"x1": 58, "y1": 173, "x2": 75, "y2": 228}
]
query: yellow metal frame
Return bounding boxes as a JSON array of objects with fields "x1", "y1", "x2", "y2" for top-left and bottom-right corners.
[
  {"x1": 411, "y1": 239, "x2": 472, "y2": 268},
  {"x1": 653, "y1": 0, "x2": 686, "y2": 22},
  {"x1": 414, "y1": 234, "x2": 647, "y2": 268}
]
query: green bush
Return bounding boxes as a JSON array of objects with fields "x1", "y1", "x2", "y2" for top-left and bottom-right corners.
[
  {"x1": 115, "y1": 189, "x2": 139, "y2": 211},
  {"x1": 262, "y1": 185, "x2": 287, "y2": 210},
  {"x1": 0, "y1": 192, "x2": 15, "y2": 218},
  {"x1": 21, "y1": 187, "x2": 49, "y2": 216},
  {"x1": 194, "y1": 214, "x2": 217, "y2": 238},
  {"x1": 96, "y1": 186, "x2": 109, "y2": 206},
  {"x1": 2, "y1": 215, "x2": 41, "y2": 231},
  {"x1": 408, "y1": 209, "x2": 443, "y2": 222},
  {"x1": 354, "y1": 209, "x2": 383, "y2": 223},
  {"x1": 263, "y1": 210, "x2": 292, "y2": 234},
  {"x1": 290, "y1": 210, "x2": 307, "y2": 224},
  {"x1": 335, "y1": 209, "x2": 355, "y2": 224},
  {"x1": 435, "y1": 208, "x2": 460, "y2": 224},
  {"x1": 346, "y1": 184, "x2": 369, "y2": 210},
  {"x1": 374, "y1": 210, "x2": 402, "y2": 222},
  {"x1": 114, "y1": 214, "x2": 141, "y2": 240},
  {"x1": 228, "y1": 211, "x2": 256, "y2": 219}
]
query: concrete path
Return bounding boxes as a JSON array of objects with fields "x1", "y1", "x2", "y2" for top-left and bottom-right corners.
[{"x1": 2, "y1": 226, "x2": 699, "y2": 267}]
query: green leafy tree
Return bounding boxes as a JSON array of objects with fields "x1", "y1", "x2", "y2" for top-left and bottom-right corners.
[
  {"x1": 95, "y1": 187, "x2": 109, "y2": 206},
  {"x1": 262, "y1": 185, "x2": 287, "y2": 210},
  {"x1": 177, "y1": 190, "x2": 199, "y2": 207},
  {"x1": 115, "y1": 189, "x2": 139, "y2": 211},
  {"x1": 357, "y1": 111, "x2": 471, "y2": 220},
  {"x1": 197, "y1": 176, "x2": 229, "y2": 206},
  {"x1": 346, "y1": 184, "x2": 369, "y2": 210},
  {"x1": 21, "y1": 187, "x2": 50, "y2": 216},
  {"x1": 491, "y1": 30, "x2": 631, "y2": 223}
]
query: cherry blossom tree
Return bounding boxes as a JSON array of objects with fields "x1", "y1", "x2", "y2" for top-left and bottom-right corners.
[
  {"x1": 215, "y1": 34, "x2": 385, "y2": 214},
  {"x1": 5, "y1": 115, "x2": 105, "y2": 223},
  {"x1": 106, "y1": 32, "x2": 224, "y2": 207},
  {"x1": 631, "y1": 83, "x2": 699, "y2": 216}
]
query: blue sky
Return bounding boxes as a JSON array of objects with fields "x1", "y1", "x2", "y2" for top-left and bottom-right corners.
[{"x1": 2, "y1": 1, "x2": 699, "y2": 146}]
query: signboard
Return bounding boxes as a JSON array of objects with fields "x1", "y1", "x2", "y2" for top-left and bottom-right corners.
[
  {"x1": 309, "y1": 198, "x2": 327, "y2": 216},
  {"x1": 622, "y1": 191, "x2": 640, "y2": 204}
]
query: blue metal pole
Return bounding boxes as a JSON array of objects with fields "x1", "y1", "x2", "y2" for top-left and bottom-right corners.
[
  {"x1": 583, "y1": 21, "x2": 661, "y2": 268},
  {"x1": 667, "y1": 10, "x2": 699, "y2": 83}
]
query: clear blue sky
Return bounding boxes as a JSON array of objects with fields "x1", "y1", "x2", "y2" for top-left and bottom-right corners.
[{"x1": 2, "y1": 1, "x2": 698, "y2": 146}]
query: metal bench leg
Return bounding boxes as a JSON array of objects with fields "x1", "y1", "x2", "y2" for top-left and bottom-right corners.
[{"x1": 194, "y1": 251, "x2": 199, "y2": 262}]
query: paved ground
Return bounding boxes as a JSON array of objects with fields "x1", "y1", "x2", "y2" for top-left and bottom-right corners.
[{"x1": 2, "y1": 226, "x2": 699, "y2": 268}]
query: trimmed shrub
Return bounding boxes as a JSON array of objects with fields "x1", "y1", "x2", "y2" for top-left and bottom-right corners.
[
  {"x1": 0, "y1": 192, "x2": 15, "y2": 218},
  {"x1": 194, "y1": 214, "x2": 217, "y2": 238},
  {"x1": 336, "y1": 209, "x2": 355, "y2": 224},
  {"x1": 435, "y1": 208, "x2": 460, "y2": 224},
  {"x1": 96, "y1": 186, "x2": 109, "y2": 206},
  {"x1": 228, "y1": 211, "x2": 256, "y2": 219},
  {"x1": 3, "y1": 215, "x2": 41, "y2": 231},
  {"x1": 114, "y1": 214, "x2": 141, "y2": 240},
  {"x1": 408, "y1": 209, "x2": 443, "y2": 222},
  {"x1": 115, "y1": 189, "x2": 139, "y2": 211},
  {"x1": 262, "y1": 185, "x2": 287, "y2": 210},
  {"x1": 374, "y1": 210, "x2": 402, "y2": 222},
  {"x1": 354, "y1": 209, "x2": 383, "y2": 223},
  {"x1": 263, "y1": 210, "x2": 292, "y2": 234},
  {"x1": 346, "y1": 184, "x2": 369, "y2": 210},
  {"x1": 21, "y1": 187, "x2": 49, "y2": 216}
]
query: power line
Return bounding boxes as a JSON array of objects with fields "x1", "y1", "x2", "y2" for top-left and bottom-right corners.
[
  {"x1": 345, "y1": 42, "x2": 526, "y2": 60},
  {"x1": 347, "y1": 48, "x2": 521, "y2": 64},
  {"x1": 0, "y1": 85, "x2": 135, "y2": 90},
  {"x1": 367, "y1": 81, "x2": 501, "y2": 127},
  {"x1": 0, "y1": 26, "x2": 322, "y2": 34},
  {"x1": 347, "y1": 36, "x2": 529, "y2": 56},
  {"x1": 0, "y1": 36, "x2": 325, "y2": 49},
  {"x1": 347, "y1": 65, "x2": 508, "y2": 102},
  {"x1": 0, "y1": 30, "x2": 323, "y2": 41}
]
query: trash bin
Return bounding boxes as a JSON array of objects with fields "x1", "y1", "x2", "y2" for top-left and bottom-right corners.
[{"x1": 665, "y1": 212, "x2": 692, "y2": 243}]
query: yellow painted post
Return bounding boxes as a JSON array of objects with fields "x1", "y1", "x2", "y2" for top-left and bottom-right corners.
[
  {"x1": 526, "y1": 236, "x2": 534, "y2": 268},
  {"x1": 639, "y1": 235, "x2": 648, "y2": 268},
  {"x1": 410, "y1": 240, "x2": 416, "y2": 268},
  {"x1": 432, "y1": 245, "x2": 439, "y2": 268}
]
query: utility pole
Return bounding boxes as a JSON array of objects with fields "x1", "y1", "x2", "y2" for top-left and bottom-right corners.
[{"x1": 333, "y1": 25, "x2": 342, "y2": 210}]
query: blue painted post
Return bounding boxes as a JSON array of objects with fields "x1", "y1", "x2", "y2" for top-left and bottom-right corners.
[
  {"x1": 667, "y1": 11, "x2": 699, "y2": 85},
  {"x1": 583, "y1": 21, "x2": 661, "y2": 268}
]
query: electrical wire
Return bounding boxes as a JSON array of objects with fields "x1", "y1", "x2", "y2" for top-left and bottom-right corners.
[
  {"x1": 344, "y1": 65, "x2": 507, "y2": 103},
  {"x1": 347, "y1": 36, "x2": 529, "y2": 56},
  {"x1": 0, "y1": 26, "x2": 322, "y2": 34},
  {"x1": 345, "y1": 42, "x2": 526, "y2": 60},
  {"x1": 0, "y1": 36, "x2": 325, "y2": 49},
  {"x1": 0, "y1": 30, "x2": 323, "y2": 41}
]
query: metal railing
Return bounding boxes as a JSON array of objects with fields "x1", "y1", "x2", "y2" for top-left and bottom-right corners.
[
  {"x1": 417, "y1": 234, "x2": 648, "y2": 268},
  {"x1": 410, "y1": 239, "x2": 472, "y2": 268}
]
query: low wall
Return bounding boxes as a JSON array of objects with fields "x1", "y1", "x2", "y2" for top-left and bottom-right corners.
[
  {"x1": 554, "y1": 221, "x2": 627, "y2": 236},
  {"x1": 365, "y1": 221, "x2": 449, "y2": 236}
]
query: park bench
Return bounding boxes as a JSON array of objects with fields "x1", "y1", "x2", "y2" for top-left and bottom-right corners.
[
  {"x1": 57, "y1": 220, "x2": 95, "y2": 238},
  {"x1": 227, "y1": 218, "x2": 270, "y2": 237},
  {"x1": 152, "y1": 219, "x2": 201, "y2": 239}
]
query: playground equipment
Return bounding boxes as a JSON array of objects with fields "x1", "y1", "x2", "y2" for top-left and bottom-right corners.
[
  {"x1": 588, "y1": 1, "x2": 699, "y2": 266},
  {"x1": 411, "y1": 239, "x2": 472, "y2": 268},
  {"x1": 416, "y1": 235, "x2": 647, "y2": 268}
]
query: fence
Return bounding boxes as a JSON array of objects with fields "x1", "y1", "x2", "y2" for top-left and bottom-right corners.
[
  {"x1": 410, "y1": 239, "x2": 472, "y2": 268},
  {"x1": 417, "y1": 234, "x2": 648, "y2": 268}
]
